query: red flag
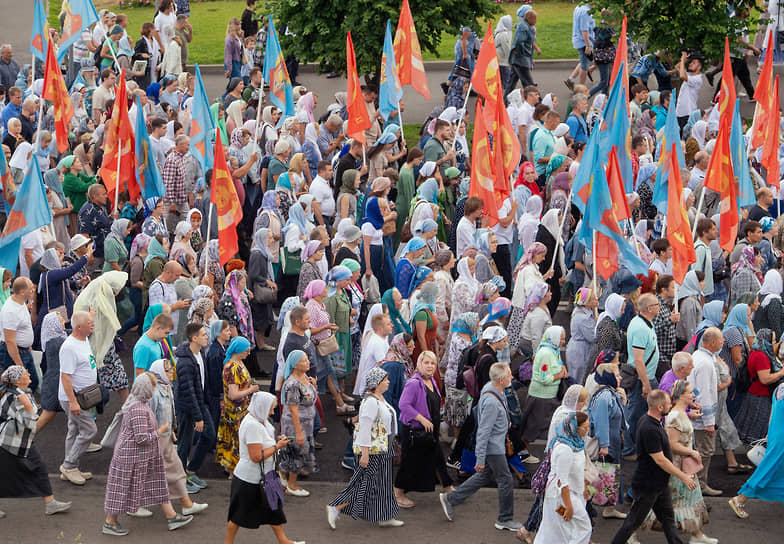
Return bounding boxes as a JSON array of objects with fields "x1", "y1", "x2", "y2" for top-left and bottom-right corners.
[
  {"x1": 751, "y1": 29, "x2": 774, "y2": 149},
  {"x1": 41, "y1": 42, "x2": 73, "y2": 153},
  {"x1": 610, "y1": 17, "x2": 628, "y2": 102},
  {"x1": 762, "y1": 76, "x2": 781, "y2": 189},
  {"x1": 471, "y1": 23, "x2": 503, "y2": 108},
  {"x1": 704, "y1": 126, "x2": 738, "y2": 251},
  {"x1": 665, "y1": 144, "x2": 696, "y2": 283},
  {"x1": 595, "y1": 231, "x2": 620, "y2": 281},
  {"x1": 346, "y1": 31, "x2": 371, "y2": 145},
  {"x1": 468, "y1": 100, "x2": 498, "y2": 227},
  {"x1": 492, "y1": 85, "x2": 521, "y2": 189},
  {"x1": 716, "y1": 38, "x2": 736, "y2": 125},
  {"x1": 606, "y1": 147, "x2": 630, "y2": 221},
  {"x1": 211, "y1": 140, "x2": 242, "y2": 266},
  {"x1": 393, "y1": 0, "x2": 430, "y2": 100},
  {"x1": 99, "y1": 70, "x2": 139, "y2": 209}
]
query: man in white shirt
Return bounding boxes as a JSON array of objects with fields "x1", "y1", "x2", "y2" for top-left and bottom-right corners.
[
  {"x1": 649, "y1": 239, "x2": 673, "y2": 276},
  {"x1": 148, "y1": 116, "x2": 168, "y2": 170},
  {"x1": 58, "y1": 311, "x2": 98, "y2": 485},
  {"x1": 91, "y1": 69, "x2": 117, "y2": 123},
  {"x1": 148, "y1": 261, "x2": 190, "y2": 331},
  {"x1": 689, "y1": 151, "x2": 709, "y2": 191},
  {"x1": 518, "y1": 85, "x2": 539, "y2": 158},
  {"x1": 0, "y1": 278, "x2": 37, "y2": 391},
  {"x1": 688, "y1": 327, "x2": 722, "y2": 497},
  {"x1": 353, "y1": 314, "x2": 393, "y2": 396},
  {"x1": 675, "y1": 51, "x2": 704, "y2": 130},
  {"x1": 457, "y1": 197, "x2": 484, "y2": 258},
  {"x1": 19, "y1": 228, "x2": 44, "y2": 279},
  {"x1": 310, "y1": 160, "x2": 336, "y2": 229},
  {"x1": 492, "y1": 197, "x2": 517, "y2": 297}
]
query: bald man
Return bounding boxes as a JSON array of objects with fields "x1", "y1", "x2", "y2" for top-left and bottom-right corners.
[{"x1": 148, "y1": 261, "x2": 190, "y2": 331}]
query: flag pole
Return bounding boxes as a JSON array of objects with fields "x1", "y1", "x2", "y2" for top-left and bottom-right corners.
[
  {"x1": 362, "y1": 144, "x2": 367, "y2": 166},
  {"x1": 452, "y1": 82, "x2": 473, "y2": 151},
  {"x1": 204, "y1": 199, "x2": 214, "y2": 272},
  {"x1": 627, "y1": 217, "x2": 642, "y2": 258},
  {"x1": 592, "y1": 230, "x2": 598, "y2": 298},
  {"x1": 691, "y1": 188, "x2": 706, "y2": 241},
  {"x1": 549, "y1": 187, "x2": 573, "y2": 272},
  {"x1": 674, "y1": 284, "x2": 679, "y2": 313},
  {"x1": 114, "y1": 147, "x2": 122, "y2": 211}
]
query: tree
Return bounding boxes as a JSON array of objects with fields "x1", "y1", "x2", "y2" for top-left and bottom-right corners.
[
  {"x1": 269, "y1": 0, "x2": 501, "y2": 78},
  {"x1": 589, "y1": 0, "x2": 765, "y2": 62}
]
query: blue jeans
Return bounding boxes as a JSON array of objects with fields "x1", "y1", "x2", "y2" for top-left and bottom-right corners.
[
  {"x1": 589, "y1": 63, "x2": 612, "y2": 97},
  {"x1": 0, "y1": 344, "x2": 37, "y2": 393},
  {"x1": 118, "y1": 286, "x2": 143, "y2": 335},
  {"x1": 177, "y1": 406, "x2": 216, "y2": 473},
  {"x1": 578, "y1": 46, "x2": 591, "y2": 70},
  {"x1": 231, "y1": 60, "x2": 242, "y2": 79},
  {"x1": 623, "y1": 376, "x2": 658, "y2": 456}
]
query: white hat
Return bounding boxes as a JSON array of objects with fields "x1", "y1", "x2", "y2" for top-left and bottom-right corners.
[
  {"x1": 70, "y1": 234, "x2": 91, "y2": 251},
  {"x1": 553, "y1": 123, "x2": 570, "y2": 138}
]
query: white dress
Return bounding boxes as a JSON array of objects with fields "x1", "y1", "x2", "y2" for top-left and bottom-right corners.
[{"x1": 534, "y1": 442, "x2": 592, "y2": 544}]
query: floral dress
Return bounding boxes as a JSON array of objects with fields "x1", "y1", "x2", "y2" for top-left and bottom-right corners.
[
  {"x1": 278, "y1": 375, "x2": 319, "y2": 475},
  {"x1": 433, "y1": 270, "x2": 453, "y2": 340},
  {"x1": 443, "y1": 334, "x2": 472, "y2": 428},
  {"x1": 97, "y1": 344, "x2": 129, "y2": 392},
  {"x1": 216, "y1": 360, "x2": 252, "y2": 472}
]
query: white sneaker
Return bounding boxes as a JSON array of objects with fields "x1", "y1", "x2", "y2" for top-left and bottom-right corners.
[
  {"x1": 627, "y1": 534, "x2": 641, "y2": 544},
  {"x1": 378, "y1": 519, "x2": 405, "y2": 527},
  {"x1": 520, "y1": 454, "x2": 540, "y2": 464},
  {"x1": 286, "y1": 487, "x2": 310, "y2": 497},
  {"x1": 690, "y1": 535, "x2": 718, "y2": 544},
  {"x1": 183, "y1": 502, "x2": 208, "y2": 515},
  {"x1": 127, "y1": 507, "x2": 153, "y2": 518},
  {"x1": 86, "y1": 442, "x2": 102, "y2": 453},
  {"x1": 326, "y1": 505, "x2": 339, "y2": 529}
]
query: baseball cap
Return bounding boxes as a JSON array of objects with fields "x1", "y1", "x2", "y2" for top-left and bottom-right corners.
[{"x1": 70, "y1": 234, "x2": 91, "y2": 251}]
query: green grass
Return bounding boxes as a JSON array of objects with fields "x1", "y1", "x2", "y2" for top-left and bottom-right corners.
[{"x1": 51, "y1": 0, "x2": 577, "y2": 65}]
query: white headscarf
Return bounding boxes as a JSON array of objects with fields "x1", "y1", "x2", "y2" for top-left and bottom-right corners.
[
  {"x1": 248, "y1": 391, "x2": 277, "y2": 422},
  {"x1": 596, "y1": 293, "x2": 626, "y2": 333},
  {"x1": 542, "y1": 93, "x2": 555, "y2": 110},
  {"x1": 759, "y1": 269, "x2": 784, "y2": 308},
  {"x1": 546, "y1": 383, "x2": 585, "y2": 451},
  {"x1": 541, "y1": 208, "x2": 561, "y2": 240},
  {"x1": 507, "y1": 89, "x2": 523, "y2": 109},
  {"x1": 496, "y1": 14, "x2": 513, "y2": 33},
  {"x1": 9, "y1": 142, "x2": 33, "y2": 172},
  {"x1": 149, "y1": 359, "x2": 171, "y2": 386},
  {"x1": 518, "y1": 195, "x2": 543, "y2": 252},
  {"x1": 456, "y1": 257, "x2": 480, "y2": 294},
  {"x1": 691, "y1": 120, "x2": 708, "y2": 150},
  {"x1": 362, "y1": 303, "x2": 384, "y2": 341},
  {"x1": 40, "y1": 311, "x2": 67, "y2": 350}
]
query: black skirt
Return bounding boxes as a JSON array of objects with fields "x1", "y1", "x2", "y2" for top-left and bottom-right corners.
[
  {"x1": 394, "y1": 424, "x2": 453, "y2": 492},
  {"x1": 227, "y1": 477, "x2": 286, "y2": 528},
  {"x1": 0, "y1": 445, "x2": 53, "y2": 498}
]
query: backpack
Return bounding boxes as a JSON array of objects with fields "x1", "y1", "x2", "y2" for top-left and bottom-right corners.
[
  {"x1": 683, "y1": 327, "x2": 707, "y2": 354},
  {"x1": 734, "y1": 359, "x2": 754, "y2": 395}
]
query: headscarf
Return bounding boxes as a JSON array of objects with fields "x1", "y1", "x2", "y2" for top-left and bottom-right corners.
[
  {"x1": 73, "y1": 271, "x2": 127, "y2": 366},
  {"x1": 691, "y1": 120, "x2": 708, "y2": 150},
  {"x1": 251, "y1": 228, "x2": 275, "y2": 279},
  {"x1": 550, "y1": 412, "x2": 586, "y2": 452},
  {"x1": 542, "y1": 93, "x2": 555, "y2": 110},
  {"x1": 514, "y1": 241, "x2": 547, "y2": 279},
  {"x1": 130, "y1": 233, "x2": 151, "y2": 262},
  {"x1": 248, "y1": 391, "x2": 277, "y2": 422},
  {"x1": 433, "y1": 249, "x2": 453, "y2": 270},
  {"x1": 199, "y1": 240, "x2": 220, "y2": 273},
  {"x1": 475, "y1": 281, "x2": 499, "y2": 305},
  {"x1": 276, "y1": 172, "x2": 293, "y2": 193},
  {"x1": 545, "y1": 154, "x2": 567, "y2": 180},
  {"x1": 723, "y1": 303, "x2": 751, "y2": 336},
  {"x1": 636, "y1": 163, "x2": 657, "y2": 191},
  {"x1": 261, "y1": 190, "x2": 279, "y2": 212},
  {"x1": 149, "y1": 359, "x2": 170, "y2": 386},
  {"x1": 594, "y1": 349, "x2": 618, "y2": 373},
  {"x1": 523, "y1": 281, "x2": 549, "y2": 319},
  {"x1": 0, "y1": 365, "x2": 25, "y2": 387},
  {"x1": 731, "y1": 245, "x2": 761, "y2": 282},
  {"x1": 301, "y1": 240, "x2": 322, "y2": 262},
  {"x1": 283, "y1": 349, "x2": 306, "y2": 380},
  {"x1": 224, "y1": 336, "x2": 252, "y2": 363},
  {"x1": 456, "y1": 257, "x2": 480, "y2": 293},
  {"x1": 403, "y1": 236, "x2": 426, "y2": 254},
  {"x1": 514, "y1": 162, "x2": 541, "y2": 197},
  {"x1": 473, "y1": 230, "x2": 493, "y2": 258},
  {"x1": 9, "y1": 142, "x2": 33, "y2": 172},
  {"x1": 339, "y1": 169, "x2": 359, "y2": 196},
  {"x1": 39, "y1": 248, "x2": 61, "y2": 272},
  {"x1": 340, "y1": 258, "x2": 360, "y2": 273},
  {"x1": 107, "y1": 218, "x2": 130, "y2": 245},
  {"x1": 326, "y1": 265, "x2": 352, "y2": 296},
  {"x1": 304, "y1": 123, "x2": 322, "y2": 161},
  {"x1": 283, "y1": 200, "x2": 310, "y2": 236},
  {"x1": 408, "y1": 266, "x2": 433, "y2": 295},
  {"x1": 381, "y1": 288, "x2": 410, "y2": 334},
  {"x1": 410, "y1": 282, "x2": 438, "y2": 324},
  {"x1": 474, "y1": 254, "x2": 494, "y2": 284},
  {"x1": 574, "y1": 287, "x2": 593, "y2": 307},
  {"x1": 551, "y1": 172, "x2": 570, "y2": 194},
  {"x1": 596, "y1": 293, "x2": 626, "y2": 333},
  {"x1": 481, "y1": 325, "x2": 507, "y2": 343},
  {"x1": 209, "y1": 320, "x2": 226, "y2": 344},
  {"x1": 414, "y1": 218, "x2": 438, "y2": 237},
  {"x1": 304, "y1": 279, "x2": 327, "y2": 300},
  {"x1": 752, "y1": 328, "x2": 779, "y2": 366},
  {"x1": 119, "y1": 372, "x2": 156, "y2": 414},
  {"x1": 144, "y1": 236, "x2": 168, "y2": 267},
  {"x1": 759, "y1": 269, "x2": 783, "y2": 308},
  {"x1": 452, "y1": 311, "x2": 480, "y2": 342},
  {"x1": 541, "y1": 208, "x2": 561, "y2": 240},
  {"x1": 146, "y1": 82, "x2": 161, "y2": 104},
  {"x1": 364, "y1": 367, "x2": 388, "y2": 393},
  {"x1": 229, "y1": 126, "x2": 246, "y2": 151},
  {"x1": 40, "y1": 311, "x2": 67, "y2": 349},
  {"x1": 517, "y1": 194, "x2": 543, "y2": 252},
  {"x1": 224, "y1": 270, "x2": 253, "y2": 341},
  {"x1": 189, "y1": 298, "x2": 214, "y2": 324},
  {"x1": 487, "y1": 297, "x2": 511, "y2": 322},
  {"x1": 298, "y1": 194, "x2": 316, "y2": 221},
  {"x1": 362, "y1": 196, "x2": 384, "y2": 229},
  {"x1": 418, "y1": 161, "x2": 437, "y2": 178},
  {"x1": 697, "y1": 300, "x2": 724, "y2": 330},
  {"x1": 383, "y1": 333, "x2": 414, "y2": 376},
  {"x1": 417, "y1": 178, "x2": 439, "y2": 204},
  {"x1": 678, "y1": 270, "x2": 702, "y2": 298}
]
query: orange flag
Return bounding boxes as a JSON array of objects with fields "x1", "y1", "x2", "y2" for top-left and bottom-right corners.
[
  {"x1": 99, "y1": 70, "x2": 139, "y2": 209},
  {"x1": 610, "y1": 17, "x2": 628, "y2": 100},
  {"x1": 665, "y1": 144, "x2": 696, "y2": 283},
  {"x1": 468, "y1": 100, "x2": 499, "y2": 227},
  {"x1": 606, "y1": 147, "x2": 630, "y2": 221},
  {"x1": 393, "y1": 0, "x2": 430, "y2": 100},
  {"x1": 471, "y1": 23, "x2": 503, "y2": 107},
  {"x1": 751, "y1": 29, "x2": 774, "y2": 149},
  {"x1": 716, "y1": 38, "x2": 736, "y2": 125},
  {"x1": 492, "y1": 84, "x2": 521, "y2": 187},
  {"x1": 346, "y1": 31, "x2": 371, "y2": 145},
  {"x1": 211, "y1": 139, "x2": 242, "y2": 266},
  {"x1": 41, "y1": 42, "x2": 73, "y2": 153},
  {"x1": 762, "y1": 75, "x2": 781, "y2": 189},
  {"x1": 704, "y1": 126, "x2": 738, "y2": 252}
]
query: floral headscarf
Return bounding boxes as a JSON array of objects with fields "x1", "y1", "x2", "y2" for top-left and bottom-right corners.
[
  {"x1": 41, "y1": 311, "x2": 67, "y2": 349},
  {"x1": 549, "y1": 412, "x2": 585, "y2": 452},
  {"x1": 731, "y1": 246, "x2": 762, "y2": 282},
  {"x1": 514, "y1": 241, "x2": 547, "y2": 280},
  {"x1": 523, "y1": 281, "x2": 549, "y2": 320},
  {"x1": 452, "y1": 311, "x2": 480, "y2": 342},
  {"x1": 752, "y1": 328, "x2": 780, "y2": 370},
  {"x1": 130, "y1": 233, "x2": 151, "y2": 262},
  {"x1": 383, "y1": 333, "x2": 415, "y2": 378},
  {"x1": 225, "y1": 270, "x2": 253, "y2": 342}
]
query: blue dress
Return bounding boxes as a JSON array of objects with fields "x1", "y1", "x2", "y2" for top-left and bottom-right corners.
[
  {"x1": 395, "y1": 258, "x2": 416, "y2": 299},
  {"x1": 739, "y1": 385, "x2": 784, "y2": 503}
]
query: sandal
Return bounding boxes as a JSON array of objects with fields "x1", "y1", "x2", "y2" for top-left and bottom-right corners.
[
  {"x1": 515, "y1": 527, "x2": 533, "y2": 543},
  {"x1": 728, "y1": 497, "x2": 749, "y2": 519},
  {"x1": 727, "y1": 464, "x2": 752, "y2": 474},
  {"x1": 395, "y1": 495, "x2": 415, "y2": 508}
]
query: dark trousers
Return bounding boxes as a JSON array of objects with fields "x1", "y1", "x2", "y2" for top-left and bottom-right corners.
[
  {"x1": 493, "y1": 244, "x2": 513, "y2": 298},
  {"x1": 177, "y1": 405, "x2": 216, "y2": 473},
  {"x1": 0, "y1": 344, "x2": 37, "y2": 393},
  {"x1": 118, "y1": 286, "x2": 143, "y2": 335},
  {"x1": 589, "y1": 63, "x2": 612, "y2": 97},
  {"x1": 505, "y1": 64, "x2": 534, "y2": 96},
  {"x1": 713, "y1": 57, "x2": 755, "y2": 98},
  {"x1": 610, "y1": 486, "x2": 685, "y2": 544}
]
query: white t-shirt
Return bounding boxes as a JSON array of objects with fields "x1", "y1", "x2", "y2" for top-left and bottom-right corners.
[
  {"x1": 456, "y1": 216, "x2": 477, "y2": 257},
  {"x1": 154, "y1": 12, "x2": 178, "y2": 44},
  {"x1": 234, "y1": 416, "x2": 276, "y2": 483},
  {"x1": 675, "y1": 74, "x2": 703, "y2": 117},
  {"x1": 58, "y1": 336, "x2": 97, "y2": 402},
  {"x1": 149, "y1": 280, "x2": 178, "y2": 329},
  {"x1": 353, "y1": 333, "x2": 391, "y2": 396},
  {"x1": 19, "y1": 230, "x2": 43, "y2": 279},
  {"x1": 519, "y1": 101, "x2": 535, "y2": 128},
  {"x1": 492, "y1": 198, "x2": 515, "y2": 245},
  {"x1": 361, "y1": 222, "x2": 383, "y2": 246},
  {"x1": 195, "y1": 352, "x2": 205, "y2": 391},
  {"x1": 92, "y1": 25, "x2": 107, "y2": 49},
  {"x1": 310, "y1": 176, "x2": 336, "y2": 218},
  {"x1": 0, "y1": 298, "x2": 34, "y2": 348}
]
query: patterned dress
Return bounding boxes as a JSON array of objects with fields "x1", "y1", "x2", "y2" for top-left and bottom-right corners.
[
  {"x1": 216, "y1": 360, "x2": 252, "y2": 472},
  {"x1": 104, "y1": 403, "x2": 168, "y2": 514},
  {"x1": 97, "y1": 344, "x2": 129, "y2": 391},
  {"x1": 278, "y1": 376, "x2": 319, "y2": 475}
]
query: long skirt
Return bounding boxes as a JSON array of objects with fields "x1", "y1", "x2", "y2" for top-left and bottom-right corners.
[
  {"x1": 520, "y1": 396, "x2": 560, "y2": 443},
  {"x1": 534, "y1": 488, "x2": 591, "y2": 544},
  {"x1": 735, "y1": 393, "x2": 771, "y2": 445},
  {"x1": 228, "y1": 476, "x2": 286, "y2": 528},
  {"x1": 641, "y1": 474, "x2": 708, "y2": 535},
  {"x1": 394, "y1": 425, "x2": 453, "y2": 493},
  {"x1": 160, "y1": 433, "x2": 188, "y2": 501},
  {"x1": 104, "y1": 446, "x2": 169, "y2": 515},
  {"x1": 507, "y1": 306, "x2": 525, "y2": 354},
  {"x1": 0, "y1": 446, "x2": 52, "y2": 498},
  {"x1": 330, "y1": 450, "x2": 399, "y2": 522},
  {"x1": 715, "y1": 387, "x2": 742, "y2": 452}
]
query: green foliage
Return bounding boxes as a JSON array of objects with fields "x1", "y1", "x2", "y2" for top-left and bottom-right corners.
[
  {"x1": 588, "y1": 0, "x2": 765, "y2": 61},
  {"x1": 269, "y1": 0, "x2": 502, "y2": 77}
]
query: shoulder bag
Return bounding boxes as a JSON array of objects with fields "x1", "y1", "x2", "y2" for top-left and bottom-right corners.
[
  {"x1": 315, "y1": 333, "x2": 339, "y2": 356},
  {"x1": 75, "y1": 383, "x2": 103, "y2": 410},
  {"x1": 259, "y1": 450, "x2": 285, "y2": 510},
  {"x1": 253, "y1": 282, "x2": 278, "y2": 304},
  {"x1": 281, "y1": 247, "x2": 302, "y2": 276},
  {"x1": 352, "y1": 397, "x2": 390, "y2": 455}
]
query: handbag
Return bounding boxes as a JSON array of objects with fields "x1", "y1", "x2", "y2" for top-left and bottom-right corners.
[
  {"x1": 352, "y1": 397, "x2": 389, "y2": 455},
  {"x1": 593, "y1": 45, "x2": 615, "y2": 64},
  {"x1": 409, "y1": 426, "x2": 437, "y2": 447},
  {"x1": 589, "y1": 459, "x2": 621, "y2": 506},
  {"x1": 75, "y1": 383, "x2": 103, "y2": 410},
  {"x1": 281, "y1": 247, "x2": 302, "y2": 276},
  {"x1": 315, "y1": 334, "x2": 339, "y2": 356},
  {"x1": 681, "y1": 455, "x2": 703, "y2": 476},
  {"x1": 259, "y1": 457, "x2": 285, "y2": 510},
  {"x1": 253, "y1": 284, "x2": 278, "y2": 304},
  {"x1": 530, "y1": 451, "x2": 552, "y2": 496},
  {"x1": 100, "y1": 410, "x2": 124, "y2": 448},
  {"x1": 747, "y1": 438, "x2": 767, "y2": 466}
]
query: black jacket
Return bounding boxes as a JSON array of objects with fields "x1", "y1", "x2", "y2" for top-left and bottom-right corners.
[{"x1": 174, "y1": 341, "x2": 207, "y2": 421}]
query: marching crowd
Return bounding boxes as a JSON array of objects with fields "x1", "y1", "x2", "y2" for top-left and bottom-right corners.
[{"x1": 2, "y1": 1, "x2": 784, "y2": 544}]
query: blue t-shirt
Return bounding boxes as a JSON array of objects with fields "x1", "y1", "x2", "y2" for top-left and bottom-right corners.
[
  {"x1": 571, "y1": 5, "x2": 596, "y2": 49},
  {"x1": 133, "y1": 334, "x2": 164, "y2": 371},
  {"x1": 626, "y1": 315, "x2": 659, "y2": 381},
  {"x1": 565, "y1": 113, "x2": 588, "y2": 143}
]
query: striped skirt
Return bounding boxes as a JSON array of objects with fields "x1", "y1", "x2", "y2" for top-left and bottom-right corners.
[{"x1": 329, "y1": 450, "x2": 399, "y2": 522}]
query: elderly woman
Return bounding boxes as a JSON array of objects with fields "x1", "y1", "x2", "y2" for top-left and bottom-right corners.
[
  {"x1": 731, "y1": 246, "x2": 763, "y2": 304},
  {"x1": 395, "y1": 237, "x2": 427, "y2": 299},
  {"x1": 394, "y1": 351, "x2": 454, "y2": 508},
  {"x1": 753, "y1": 269, "x2": 784, "y2": 339},
  {"x1": 361, "y1": 196, "x2": 389, "y2": 288},
  {"x1": 410, "y1": 282, "x2": 442, "y2": 374},
  {"x1": 381, "y1": 288, "x2": 410, "y2": 335},
  {"x1": 102, "y1": 373, "x2": 193, "y2": 536},
  {"x1": 432, "y1": 249, "x2": 455, "y2": 339},
  {"x1": 675, "y1": 270, "x2": 705, "y2": 350},
  {"x1": 296, "y1": 240, "x2": 323, "y2": 298},
  {"x1": 225, "y1": 392, "x2": 303, "y2": 544},
  {"x1": 443, "y1": 312, "x2": 479, "y2": 437},
  {"x1": 37, "y1": 311, "x2": 69, "y2": 431},
  {"x1": 520, "y1": 326, "x2": 568, "y2": 444},
  {"x1": 37, "y1": 246, "x2": 89, "y2": 323},
  {"x1": 0, "y1": 366, "x2": 72, "y2": 518},
  {"x1": 142, "y1": 197, "x2": 169, "y2": 239},
  {"x1": 278, "y1": 350, "x2": 319, "y2": 497},
  {"x1": 217, "y1": 337, "x2": 259, "y2": 474},
  {"x1": 325, "y1": 266, "x2": 355, "y2": 378},
  {"x1": 170, "y1": 221, "x2": 197, "y2": 265},
  {"x1": 103, "y1": 219, "x2": 132, "y2": 273},
  {"x1": 520, "y1": 282, "x2": 553, "y2": 356},
  {"x1": 148, "y1": 360, "x2": 208, "y2": 517},
  {"x1": 327, "y1": 367, "x2": 403, "y2": 529},
  {"x1": 217, "y1": 270, "x2": 254, "y2": 346},
  {"x1": 509, "y1": 242, "x2": 550, "y2": 350},
  {"x1": 199, "y1": 240, "x2": 226, "y2": 299},
  {"x1": 595, "y1": 293, "x2": 627, "y2": 364},
  {"x1": 249, "y1": 228, "x2": 278, "y2": 351},
  {"x1": 565, "y1": 288, "x2": 599, "y2": 385},
  {"x1": 336, "y1": 169, "x2": 361, "y2": 224}
]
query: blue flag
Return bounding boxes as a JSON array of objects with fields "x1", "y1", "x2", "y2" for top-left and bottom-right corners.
[
  {"x1": 56, "y1": 0, "x2": 100, "y2": 63},
  {"x1": 31, "y1": 0, "x2": 49, "y2": 62},
  {"x1": 134, "y1": 96, "x2": 166, "y2": 201},
  {"x1": 652, "y1": 88, "x2": 686, "y2": 214},
  {"x1": 379, "y1": 19, "x2": 403, "y2": 122},
  {"x1": 571, "y1": 121, "x2": 602, "y2": 215},
  {"x1": 188, "y1": 64, "x2": 215, "y2": 177},
  {"x1": 263, "y1": 16, "x2": 295, "y2": 123},
  {"x1": 731, "y1": 99, "x2": 754, "y2": 209},
  {"x1": 598, "y1": 62, "x2": 633, "y2": 192},
  {"x1": 0, "y1": 160, "x2": 53, "y2": 273}
]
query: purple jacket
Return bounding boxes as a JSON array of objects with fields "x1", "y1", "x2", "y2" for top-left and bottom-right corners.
[{"x1": 398, "y1": 373, "x2": 441, "y2": 427}]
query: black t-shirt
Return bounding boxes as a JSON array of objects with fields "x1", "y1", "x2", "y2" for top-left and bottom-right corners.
[
  {"x1": 631, "y1": 414, "x2": 673, "y2": 492},
  {"x1": 282, "y1": 332, "x2": 316, "y2": 375},
  {"x1": 747, "y1": 204, "x2": 771, "y2": 222}
]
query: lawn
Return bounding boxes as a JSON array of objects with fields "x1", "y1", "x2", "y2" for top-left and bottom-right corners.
[{"x1": 51, "y1": 0, "x2": 577, "y2": 65}]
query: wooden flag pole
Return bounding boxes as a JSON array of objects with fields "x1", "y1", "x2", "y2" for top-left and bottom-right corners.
[
  {"x1": 114, "y1": 146, "x2": 123, "y2": 211},
  {"x1": 549, "y1": 187, "x2": 574, "y2": 272},
  {"x1": 674, "y1": 284, "x2": 679, "y2": 313},
  {"x1": 627, "y1": 217, "x2": 642, "y2": 258},
  {"x1": 691, "y1": 188, "x2": 706, "y2": 241},
  {"x1": 452, "y1": 82, "x2": 473, "y2": 151}
]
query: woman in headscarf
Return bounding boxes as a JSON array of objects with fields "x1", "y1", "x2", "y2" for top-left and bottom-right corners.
[
  {"x1": 282, "y1": 197, "x2": 314, "y2": 270},
  {"x1": 295, "y1": 240, "x2": 323, "y2": 298},
  {"x1": 216, "y1": 270, "x2": 254, "y2": 345},
  {"x1": 516, "y1": 193, "x2": 544, "y2": 258},
  {"x1": 586, "y1": 93, "x2": 607, "y2": 132},
  {"x1": 673, "y1": 270, "x2": 705, "y2": 351},
  {"x1": 409, "y1": 282, "x2": 443, "y2": 388},
  {"x1": 520, "y1": 282, "x2": 553, "y2": 358},
  {"x1": 595, "y1": 293, "x2": 628, "y2": 364},
  {"x1": 37, "y1": 246, "x2": 88, "y2": 323},
  {"x1": 430, "y1": 249, "x2": 455, "y2": 338},
  {"x1": 634, "y1": 110, "x2": 657, "y2": 141},
  {"x1": 248, "y1": 228, "x2": 277, "y2": 351},
  {"x1": 217, "y1": 336, "x2": 257, "y2": 474},
  {"x1": 225, "y1": 101, "x2": 246, "y2": 136},
  {"x1": 37, "y1": 310, "x2": 69, "y2": 431},
  {"x1": 394, "y1": 237, "x2": 426, "y2": 299},
  {"x1": 410, "y1": 177, "x2": 443, "y2": 234},
  {"x1": 168, "y1": 221, "x2": 196, "y2": 266},
  {"x1": 450, "y1": 257, "x2": 480, "y2": 330},
  {"x1": 361, "y1": 196, "x2": 389, "y2": 290},
  {"x1": 301, "y1": 122, "x2": 322, "y2": 179},
  {"x1": 196, "y1": 239, "x2": 223, "y2": 299},
  {"x1": 210, "y1": 102, "x2": 229, "y2": 146},
  {"x1": 443, "y1": 312, "x2": 479, "y2": 438},
  {"x1": 278, "y1": 350, "x2": 319, "y2": 496},
  {"x1": 381, "y1": 288, "x2": 410, "y2": 336},
  {"x1": 380, "y1": 333, "x2": 415, "y2": 415},
  {"x1": 142, "y1": 197, "x2": 168, "y2": 239},
  {"x1": 142, "y1": 235, "x2": 168, "y2": 306},
  {"x1": 509, "y1": 243, "x2": 550, "y2": 352},
  {"x1": 325, "y1": 266, "x2": 355, "y2": 380},
  {"x1": 688, "y1": 120, "x2": 708, "y2": 151},
  {"x1": 719, "y1": 302, "x2": 755, "y2": 418},
  {"x1": 535, "y1": 209, "x2": 565, "y2": 315},
  {"x1": 327, "y1": 367, "x2": 403, "y2": 529},
  {"x1": 102, "y1": 218, "x2": 132, "y2": 273},
  {"x1": 753, "y1": 269, "x2": 784, "y2": 339},
  {"x1": 336, "y1": 169, "x2": 361, "y2": 224},
  {"x1": 74, "y1": 271, "x2": 130, "y2": 402},
  {"x1": 0, "y1": 366, "x2": 72, "y2": 517},
  {"x1": 103, "y1": 373, "x2": 193, "y2": 536},
  {"x1": 118, "y1": 233, "x2": 151, "y2": 335},
  {"x1": 225, "y1": 392, "x2": 301, "y2": 544},
  {"x1": 204, "y1": 319, "x2": 231, "y2": 428},
  {"x1": 731, "y1": 246, "x2": 763, "y2": 304},
  {"x1": 566, "y1": 288, "x2": 600, "y2": 385},
  {"x1": 60, "y1": 153, "x2": 96, "y2": 220}
]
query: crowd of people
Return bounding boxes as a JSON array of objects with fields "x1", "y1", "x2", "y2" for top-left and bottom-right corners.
[{"x1": 1, "y1": 0, "x2": 784, "y2": 543}]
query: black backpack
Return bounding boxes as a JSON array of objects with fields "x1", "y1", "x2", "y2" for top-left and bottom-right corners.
[{"x1": 734, "y1": 359, "x2": 754, "y2": 395}]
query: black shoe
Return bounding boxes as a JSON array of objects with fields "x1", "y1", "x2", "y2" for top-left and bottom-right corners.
[
  {"x1": 257, "y1": 369, "x2": 271, "y2": 378},
  {"x1": 587, "y1": 70, "x2": 594, "y2": 82}
]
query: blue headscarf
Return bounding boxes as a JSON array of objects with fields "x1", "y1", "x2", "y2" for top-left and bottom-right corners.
[
  {"x1": 262, "y1": 190, "x2": 279, "y2": 211},
  {"x1": 474, "y1": 228, "x2": 492, "y2": 256},
  {"x1": 326, "y1": 265, "x2": 352, "y2": 296},
  {"x1": 637, "y1": 163, "x2": 657, "y2": 191},
  {"x1": 417, "y1": 178, "x2": 439, "y2": 204},
  {"x1": 549, "y1": 412, "x2": 585, "y2": 453},
  {"x1": 144, "y1": 197, "x2": 160, "y2": 218},
  {"x1": 517, "y1": 4, "x2": 532, "y2": 18},
  {"x1": 283, "y1": 349, "x2": 306, "y2": 380},
  {"x1": 408, "y1": 266, "x2": 432, "y2": 295},
  {"x1": 404, "y1": 236, "x2": 426, "y2": 254},
  {"x1": 283, "y1": 201, "x2": 309, "y2": 236},
  {"x1": 146, "y1": 82, "x2": 161, "y2": 105},
  {"x1": 414, "y1": 218, "x2": 438, "y2": 236},
  {"x1": 224, "y1": 336, "x2": 252, "y2": 363},
  {"x1": 723, "y1": 303, "x2": 751, "y2": 336},
  {"x1": 409, "y1": 282, "x2": 438, "y2": 325},
  {"x1": 209, "y1": 320, "x2": 226, "y2": 344},
  {"x1": 678, "y1": 270, "x2": 702, "y2": 298},
  {"x1": 452, "y1": 311, "x2": 480, "y2": 342},
  {"x1": 697, "y1": 300, "x2": 724, "y2": 330},
  {"x1": 277, "y1": 296, "x2": 301, "y2": 330},
  {"x1": 376, "y1": 125, "x2": 399, "y2": 145},
  {"x1": 362, "y1": 196, "x2": 384, "y2": 229},
  {"x1": 276, "y1": 172, "x2": 293, "y2": 192}
]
